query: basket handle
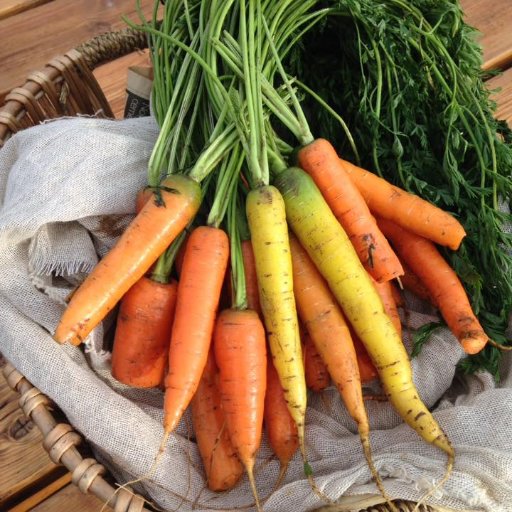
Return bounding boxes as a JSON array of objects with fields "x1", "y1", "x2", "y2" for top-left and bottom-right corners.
[
  {"x1": 1, "y1": 361, "x2": 153, "y2": 512},
  {"x1": 76, "y1": 27, "x2": 149, "y2": 70},
  {"x1": 0, "y1": 26, "x2": 150, "y2": 147}
]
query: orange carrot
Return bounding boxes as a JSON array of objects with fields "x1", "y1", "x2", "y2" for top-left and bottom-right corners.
[
  {"x1": 389, "y1": 281, "x2": 404, "y2": 309},
  {"x1": 351, "y1": 330, "x2": 379, "y2": 384},
  {"x1": 174, "y1": 229, "x2": 191, "y2": 277},
  {"x1": 290, "y1": 234, "x2": 364, "y2": 419},
  {"x1": 301, "y1": 326, "x2": 330, "y2": 392},
  {"x1": 111, "y1": 277, "x2": 177, "y2": 388},
  {"x1": 289, "y1": 234, "x2": 392, "y2": 503},
  {"x1": 214, "y1": 308, "x2": 267, "y2": 510},
  {"x1": 400, "y1": 263, "x2": 436, "y2": 305},
  {"x1": 340, "y1": 159, "x2": 466, "y2": 250},
  {"x1": 134, "y1": 186, "x2": 159, "y2": 277},
  {"x1": 297, "y1": 138, "x2": 403, "y2": 282},
  {"x1": 264, "y1": 356, "x2": 299, "y2": 487},
  {"x1": 372, "y1": 278, "x2": 402, "y2": 337},
  {"x1": 135, "y1": 186, "x2": 153, "y2": 213},
  {"x1": 54, "y1": 175, "x2": 201, "y2": 346},
  {"x1": 191, "y1": 350, "x2": 244, "y2": 492},
  {"x1": 163, "y1": 225, "x2": 229, "y2": 437},
  {"x1": 377, "y1": 217, "x2": 488, "y2": 354}
]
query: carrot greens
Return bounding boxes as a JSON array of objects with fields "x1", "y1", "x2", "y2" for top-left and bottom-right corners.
[{"x1": 287, "y1": 0, "x2": 512, "y2": 376}]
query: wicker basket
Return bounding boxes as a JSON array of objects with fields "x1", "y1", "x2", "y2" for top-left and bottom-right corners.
[{"x1": 0, "y1": 29, "x2": 438, "y2": 512}]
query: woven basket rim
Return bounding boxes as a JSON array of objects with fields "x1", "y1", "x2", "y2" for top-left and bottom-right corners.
[
  {"x1": 0, "y1": 26, "x2": 148, "y2": 148},
  {"x1": 2, "y1": 359, "x2": 445, "y2": 512},
  {"x1": 1, "y1": 360, "x2": 154, "y2": 511}
]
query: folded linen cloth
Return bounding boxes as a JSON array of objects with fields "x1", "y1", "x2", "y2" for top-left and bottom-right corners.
[{"x1": 0, "y1": 116, "x2": 511, "y2": 512}]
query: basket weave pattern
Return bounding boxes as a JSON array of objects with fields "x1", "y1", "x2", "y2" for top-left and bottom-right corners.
[
  {"x1": 1, "y1": 361, "x2": 150, "y2": 512},
  {"x1": 0, "y1": 28, "x2": 437, "y2": 512},
  {"x1": 0, "y1": 27, "x2": 147, "y2": 147}
]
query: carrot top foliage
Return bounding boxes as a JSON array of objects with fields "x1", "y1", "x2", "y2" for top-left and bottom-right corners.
[{"x1": 288, "y1": 0, "x2": 512, "y2": 377}]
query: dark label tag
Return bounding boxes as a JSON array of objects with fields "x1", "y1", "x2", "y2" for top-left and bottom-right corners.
[
  {"x1": 124, "y1": 66, "x2": 153, "y2": 119},
  {"x1": 124, "y1": 92, "x2": 150, "y2": 119}
]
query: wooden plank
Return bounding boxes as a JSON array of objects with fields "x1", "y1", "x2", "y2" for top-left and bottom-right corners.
[
  {"x1": 9, "y1": 473, "x2": 72, "y2": 512},
  {"x1": 487, "y1": 68, "x2": 512, "y2": 127},
  {"x1": 94, "y1": 49, "x2": 151, "y2": 119},
  {"x1": 0, "y1": 368, "x2": 60, "y2": 507},
  {"x1": 0, "y1": 0, "x2": 154, "y2": 103},
  {"x1": 0, "y1": 0, "x2": 52, "y2": 21},
  {"x1": 30, "y1": 483, "x2": 106, "y2": 512},
  {"x1": 461, "y1": 0, "x2": 512, "y2": 71}
]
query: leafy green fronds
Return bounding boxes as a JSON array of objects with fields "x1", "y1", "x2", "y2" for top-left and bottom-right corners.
[
  {"x1": 411, "y1": 322, "x2": 443, "y2": 358},
  {"x1": 290, "y1": 0, "x2": 512, "y2": 374}
]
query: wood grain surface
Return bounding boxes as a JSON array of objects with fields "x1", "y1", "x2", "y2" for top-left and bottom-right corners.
[
  {"x1": 0, "y1": 368, "x2": 60, "y2": 508},
  {"x1": 8, "y1": 473, "x2": 72, "y2": 512},
  {"x1": 487, "y1": 67, "x2": 512, "y2": 126},
  {"x1": 94, "y1": 49, "x2": 151, "y2": 119},
  {"x1": 0, "y1": 0, "x2": 154, "y2": 103},
  {"x1": 27, "y1": 482, "x2": 104, "y2": 512},
  {"x1": 0, "y1": 0, "x2": 52, "y2": 21},
  {"x1": 462, "y1": 0, "x2": 512, "y2": 71}
]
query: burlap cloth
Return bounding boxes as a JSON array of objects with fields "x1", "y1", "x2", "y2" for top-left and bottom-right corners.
[{"x1": 0, "y1": 116, "x2": 511, "y2": 512}]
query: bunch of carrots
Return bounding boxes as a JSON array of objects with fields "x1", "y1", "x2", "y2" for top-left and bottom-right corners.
[{"x1": 51, "y1": 1, "x2": 505, "y2": 510}]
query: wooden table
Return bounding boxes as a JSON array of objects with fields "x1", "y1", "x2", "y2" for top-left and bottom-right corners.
[
  {"x1": 1, "y1": 1, "x2": 512, "y2": 510},
  {"x1": 0, "y1": 0, "x2": 154, "y2": 118}
]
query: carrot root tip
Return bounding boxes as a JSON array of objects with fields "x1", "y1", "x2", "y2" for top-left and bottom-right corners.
[
  {"x1": 412, "y1": 451, "x2": 454, "y2": 512},
  {"x1": 359, "y1": 431, "x2": 398, "y2": 512},
  {"x1": 246, "y1": 467, "x2": 262, "y2": 512}
]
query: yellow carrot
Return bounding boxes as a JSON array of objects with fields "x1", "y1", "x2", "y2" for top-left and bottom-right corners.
[
  {"x1": 274, "y1": 167, "x2": 454, "y2": 462},
  {"x1": 245, "y1": 185, "x2": 307, "y2": 460}
]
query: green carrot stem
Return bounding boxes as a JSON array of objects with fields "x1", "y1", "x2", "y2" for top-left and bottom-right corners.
[
  {"x1": 124, "y1": 17, "x2": 245, "y2": 174},
  {"x1": 267, "y1": 146, "x2": 288, "y2": 176},
  {"x1": 236, "y1": 188, "x2": 251, "y2": 243},
  {"x1": 188, "y1": 124, "x2": 239, "y2": 182},
  {"x1": 294, "y1": 78, "x2": 359, "y2": 163},
  {"x1": 151, "y1": 230, "x2": 189, "y2": 284},
  {"x1": 239, "y1": 0, "x2": 264, "y2": 185},
  {"x1": 261, "y1": 15, "x2": 313, "y2": 145},
  {"x1": 227, "y1": 189, "x2": 248, "y2": 311},
  {"x1": 207, "y1": 143, "x2": 244, "y2": 227},
  {"x1": 213, "y1": 33, "x2": 305, "y2": 141}
]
